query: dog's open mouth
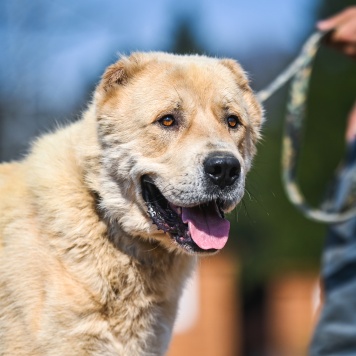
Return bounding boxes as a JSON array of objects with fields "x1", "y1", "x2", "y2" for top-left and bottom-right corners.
[{"x1": 141, "y1": 176, "x2": 230, "y2": 254}]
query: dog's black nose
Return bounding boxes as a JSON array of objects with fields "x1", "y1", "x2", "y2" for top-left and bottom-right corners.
[{"x1": 204, "y1": 154, "x2": 241, "y2": 189}]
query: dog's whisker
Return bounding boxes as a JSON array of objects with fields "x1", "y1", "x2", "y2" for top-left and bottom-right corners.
[
  {"x1": 245, "y1": 188, "x2": 253, "y2": 201},
  {"x1": 144, "y1": 245, "x2": 159, "y2": 253}
]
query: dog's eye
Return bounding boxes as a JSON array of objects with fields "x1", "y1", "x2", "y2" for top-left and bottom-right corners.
[
  {"x1": 159, "y1": 115, "x2": 176, "y2": 127},
  {"x1": 227, "y1": 115, "x2": 240, "y2": 129}
]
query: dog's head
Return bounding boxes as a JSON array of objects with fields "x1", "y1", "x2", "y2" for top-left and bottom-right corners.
[{"x1": 93, "y1": 52, "x2": 263, "y2": 255}]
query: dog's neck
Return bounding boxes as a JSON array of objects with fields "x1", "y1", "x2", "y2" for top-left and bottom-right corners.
[{"x1": 94, "y1": 192, "x2": 166, "y2": 265}]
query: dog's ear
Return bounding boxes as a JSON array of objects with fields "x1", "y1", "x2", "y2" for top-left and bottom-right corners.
[
  {"x1": 101, "y1": 62, "x2": 128, "y2": 91},
  {"x1": 220, "y1": 59, "x2": 250, "y2": 90},
  {"x1": 100, "y1": 53, "x2": 148, "y2": 92}
]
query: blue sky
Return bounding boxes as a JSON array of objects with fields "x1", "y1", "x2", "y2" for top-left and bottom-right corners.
[{"x1": 0, "y1": 0, "x2": 321, "y2": 115}]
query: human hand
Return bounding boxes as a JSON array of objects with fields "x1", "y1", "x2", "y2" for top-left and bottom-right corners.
[{"x1": 317, "y1": 6, "x2": 356, "y2": 59}]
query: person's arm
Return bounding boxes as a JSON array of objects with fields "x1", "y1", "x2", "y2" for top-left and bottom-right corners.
[{"x1": 317, "y1": 6, "x2": 356, "y2": 59}]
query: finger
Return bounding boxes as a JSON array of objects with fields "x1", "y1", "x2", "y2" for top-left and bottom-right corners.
[
  {"x1": 332, "y1": 43, "x2": 356, "y2": 59},
  {"x1": 333, "y1": 26, "x2": 356, "y2": 43},
  {"x1": 343, "y1": 44, "x2": 356, "y2": 59},
  {"x1": 324, "y1": 39, "x2": 356, "y2": 59},
  {"x1": 317, "y1": 6, "x2": 356, "y2": 31}
]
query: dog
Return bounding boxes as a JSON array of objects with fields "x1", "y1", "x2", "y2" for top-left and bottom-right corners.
[{"x1": 0, "y1": 52, "x2": 262, "y2": 355}]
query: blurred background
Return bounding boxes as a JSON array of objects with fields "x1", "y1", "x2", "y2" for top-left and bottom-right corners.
[{"x1": 1, "y1": 0, "x2": 355, "y2": 355}]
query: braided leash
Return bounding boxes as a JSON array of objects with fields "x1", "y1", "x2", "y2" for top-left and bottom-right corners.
[{"x1": 256, "y1": 31, "x2": 356, "y2": 223}]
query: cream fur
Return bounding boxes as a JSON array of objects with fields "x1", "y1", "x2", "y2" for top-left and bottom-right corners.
[{"x1": 0, "y1": 52, "x2": 262, "y2": 355}]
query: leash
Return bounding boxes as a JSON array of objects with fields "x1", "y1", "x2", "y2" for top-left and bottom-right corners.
[{"x1": 256, "y1": 31, "x2": 356, "y2": 223}]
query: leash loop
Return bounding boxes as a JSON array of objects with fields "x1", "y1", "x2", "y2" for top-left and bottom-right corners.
[{"x1": 257, "y1": 31, "x2": 356, "y2": 223}]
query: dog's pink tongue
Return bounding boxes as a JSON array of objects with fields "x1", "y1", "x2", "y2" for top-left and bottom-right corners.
[{"x1": 182, "y1": 206, "x2": 230, "y2": 250}]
